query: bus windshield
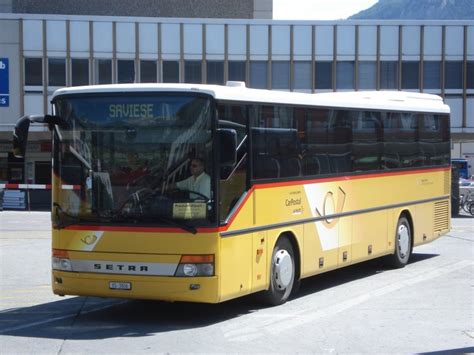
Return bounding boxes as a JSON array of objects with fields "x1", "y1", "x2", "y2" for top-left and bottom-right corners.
[{"x1": 52, "y1": 94, "x2": 215, "y2": 230}]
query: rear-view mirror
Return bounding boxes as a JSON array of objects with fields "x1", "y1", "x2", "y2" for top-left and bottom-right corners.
[{"x1": 12, "y1": 115, "x2": 62, "y2": 158}]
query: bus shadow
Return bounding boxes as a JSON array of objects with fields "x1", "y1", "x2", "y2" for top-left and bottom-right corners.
[
  {"x1": 0, "y1": 295, "x2": 257, "y2": 340},
  {"x1": 0, "y1": 253, "x2": 439, "y2": 341},
  {"x1": 294, "y1": 252, "x2": 439, "y2": 299}
]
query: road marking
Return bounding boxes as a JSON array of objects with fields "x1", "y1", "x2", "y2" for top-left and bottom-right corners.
[
  {"x1": 0, "y1": 300, "x2": 128, "y2": 334},
  {"x1": 223, "y1": 260, "x2": 473, "y2": 342}
]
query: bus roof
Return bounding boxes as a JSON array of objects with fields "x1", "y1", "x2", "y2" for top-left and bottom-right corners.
[{"x1": 52, "y1": 82, "x2": 450, "y2": 114}]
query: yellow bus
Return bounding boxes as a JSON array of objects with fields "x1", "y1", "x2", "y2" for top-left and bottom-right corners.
[{"x1": 13, "y1": 82, "x2": 451, "y2": 305}]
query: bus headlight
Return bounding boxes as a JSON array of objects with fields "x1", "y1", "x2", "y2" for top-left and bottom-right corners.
[
  {"x1": 175, "y1": 255, "x2": 214, "y2": 277},
  {"x1": 52, "y1": 257, "x2": 72, "y2": 271},
  {"x1": 183, "y1": 264, "x2": 198, "y2": 277},
  {"x1": 52, "y1": 249, "x2": 72, "y2": 271}
]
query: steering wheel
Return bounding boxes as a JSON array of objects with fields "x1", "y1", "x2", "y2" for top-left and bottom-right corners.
[
  {"x1": 119, "y1": 187, "x2": 170, "y2": 214},
  {"x1": 184, "y1": 190, "x2": 211, "y2": 202}
]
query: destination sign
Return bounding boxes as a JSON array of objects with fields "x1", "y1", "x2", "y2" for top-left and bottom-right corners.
[{"x1": 109, "y1": 103, "x2": 154, "y2": 119}]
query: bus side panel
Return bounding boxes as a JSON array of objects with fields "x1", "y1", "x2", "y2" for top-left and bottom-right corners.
[
  {"x1": 302, "y1": 222, "x2": 339, "y2": 277},
  {"x1": 352, "y1": 210, "x2": 388, "y2": 262},
  {"x1": 338, "y1": 215, "x2": 353, "y2": 266},
  {"x1": 414, "y1": 202, "x2": 434, "y2": 245},
  {"x1": 219, "y1": 234, "x2": 253, "y2": 302},
  {"x1": 252, "y1": 231, "x2": 268, "y2": 292}
]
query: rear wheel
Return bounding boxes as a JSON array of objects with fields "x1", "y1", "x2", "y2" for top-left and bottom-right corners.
[
  {"x1": 261, "y1": 237, "x2": 296, "y2": 306},
  {"x1": 385, "y1": 216, "x2": 412, "y2": 268}
]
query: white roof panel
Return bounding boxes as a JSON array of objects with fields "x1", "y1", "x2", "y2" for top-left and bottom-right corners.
[{"x1": 51, "y1": 83, "x2": 450, "y2": 114}]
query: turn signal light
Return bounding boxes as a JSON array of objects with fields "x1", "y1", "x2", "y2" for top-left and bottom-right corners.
[{"x1": 52, "y1": 249, "x2": 69, "y2": 258}]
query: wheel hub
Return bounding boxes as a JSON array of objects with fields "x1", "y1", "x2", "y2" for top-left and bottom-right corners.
[
  {"x1": 398, "y1": 224, "x2": 410, "y2": 258},
  {"x1": 274, "y1": 249, "x2": 293, "y2": 290}
]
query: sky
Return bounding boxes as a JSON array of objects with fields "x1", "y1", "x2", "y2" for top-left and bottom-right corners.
[{"x1": 273, "y1": 0, "x2": 379, "y2": 20}]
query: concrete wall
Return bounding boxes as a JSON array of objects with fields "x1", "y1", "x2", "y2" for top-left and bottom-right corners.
[{"x1": 11, "y1": 0, "x2": 255, "y2": 18}]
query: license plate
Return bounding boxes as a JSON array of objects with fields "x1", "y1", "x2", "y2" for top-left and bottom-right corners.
[{"x1": 109, "y1": 281, "x2": 131, "y2": 290}]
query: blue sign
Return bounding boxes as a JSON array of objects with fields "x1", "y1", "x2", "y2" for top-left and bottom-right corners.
[{"x1": 0, "y1": 58, "x2": 9, "y2": 107}]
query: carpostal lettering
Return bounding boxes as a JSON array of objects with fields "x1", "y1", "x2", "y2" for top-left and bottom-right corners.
[
  {"x1": 109, "y1": 104, "x2": 154, "y2": 119},
  {"x1": 285, "y1": 198, "x2": 301, "y2": 206},
  {"x1": 94, "y1": 263, "x2": 149, "y2": 272}
]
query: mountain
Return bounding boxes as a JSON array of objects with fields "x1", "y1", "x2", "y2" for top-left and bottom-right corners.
[{"x1": 349, "y1": 0, "x2": 474, "y2": 20}]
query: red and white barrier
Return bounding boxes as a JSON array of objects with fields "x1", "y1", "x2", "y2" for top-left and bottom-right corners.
[
  {"x1": 0, "y1": 184, "x2": 80, "y2": 190},
  {"x1": 0, "y1": 184, "x2": 52, "y2": 190}
]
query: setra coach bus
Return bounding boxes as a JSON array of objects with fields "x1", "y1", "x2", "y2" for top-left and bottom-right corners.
[{"x1": 13, "y1": 82, "x2": 451, "y2": 305}]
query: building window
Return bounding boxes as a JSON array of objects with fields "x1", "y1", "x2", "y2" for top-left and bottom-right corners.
[
  {"x1": 402, "y1": 61, "x2": 419, "y2": 89},
  {"x1": 272, "y1": 61, "x2": 290, "y2": 90},
  {"x1": 315, "y1": 61, "x2": 332, "y2": 90},
  {"x1": 163, "y1": 61, "x2": 179, "y2": 83},
  {"x1": 207, "y1": 61, "x2": 224, "y2": 85},
  {"x1": 24, "y1": 58, "x2": 43, "y2": 86},
  {"x1": 293, "y1": 61, "x2": 312, "y2": 90},
  {"x1": 358, "y1": 61, "x2": 376, "y2": 90},
  {"x1": 228, "y1": 61, "x2": 246, "y2": 82},
  {"x1": 423, "y1": 61, "x2": 441, "y2": 90},
  {"x1": 380, "y1": 61, "x2": 398, "y2": 89},
  {"x1": 48, "y1": 58, "x2": 66, "y2": 87},
  {"x1": 96, "y1": 59, "x2": 112, "y2": 84},
  {"x1": 468, "y1": 61, "x2": 474, "y2": 89},
  {"x1": 336, "y1": 61, "x2": 354, "y2": 90},
  {"x1": 71, "y1": 59, "x2": 89, "y2": 87},
  {"x1": 445, "y1": 61, "x2": 463, "y2": 89},
  {"x1": 250, "y1": 61, "x2": 267, "y2": 89},
  {"x1": 184, "y1": 61, "x2": 202, "y2": 84},
  {"x1": 140, "y1": 60, "x2": 157, "y2": 83},
  {"x1": 117, "y1": 60, "x2": 135, "y2": 84}
]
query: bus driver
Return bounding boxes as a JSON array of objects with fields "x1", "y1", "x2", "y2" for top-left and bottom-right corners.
[{"x1": 173, "y1": 158, "x2": 210, "y2": 200}]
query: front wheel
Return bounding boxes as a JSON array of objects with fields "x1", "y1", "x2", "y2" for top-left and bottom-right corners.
[
  {"x1": 385, "y1": 216, "x2": 412, "y2": 268},
  {"x1": 468, "y1": 202, "x2": 474, "y2": 216},
  {"x1": 261, "y1": 237, "x2": 296, "y2": 306}
]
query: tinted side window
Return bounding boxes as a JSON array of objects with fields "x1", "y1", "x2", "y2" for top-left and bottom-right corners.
[
  {"x1": 383, "y1": 112, "x2": 420, "y2": 168},
  {"x1": 304, "y1": 109, "x2": 329, "y2": 175},
  {"x1": 419, "y1": 113, "x2": 450, "y2": 166},
  {"x1": 251, "y1": 105, "x2": 302, "y2": 179},
  {"x1": 352, "y1": 111, "x2": 382, "y2": 171},
  {"x1": 326, "y1": 110, "x2": 352, "y2": 174}
]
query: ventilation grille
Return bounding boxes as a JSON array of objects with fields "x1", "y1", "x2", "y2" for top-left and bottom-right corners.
[
  {"x1": 434, "y1": 200, "x2": 449, "y2": 232},
  {"x1": 444, "y1": 171, "x2": 450, "y2": 195}
]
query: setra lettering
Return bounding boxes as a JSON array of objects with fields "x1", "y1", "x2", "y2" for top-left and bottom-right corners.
[{"x1": 92, "y1": 263, "x2": 149, "y2": 272}]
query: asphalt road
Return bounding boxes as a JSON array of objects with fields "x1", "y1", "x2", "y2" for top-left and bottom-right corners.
[{"x1": 0, "y1": 211, "x2": 473, "y2": 354}]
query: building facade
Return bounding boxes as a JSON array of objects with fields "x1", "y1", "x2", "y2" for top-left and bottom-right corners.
[{"x1": 0, "y1": 11, "x2": 473, "y2": 186}]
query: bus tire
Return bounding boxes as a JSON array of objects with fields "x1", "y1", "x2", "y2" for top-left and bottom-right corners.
[
  {"x1": 386, "y1": 216, "x2": 412, "y2": 268},
  {"x1": 261, "y1": 237, "x2": 296, "y2": 306}
]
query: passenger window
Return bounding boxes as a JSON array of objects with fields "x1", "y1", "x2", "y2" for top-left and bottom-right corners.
[
  {"x1": 251, "y1": 105, "x2": 303, "y2": 179},
  {"x1": 352, "y1": 111, "x2": 382, "y2": 171}
]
